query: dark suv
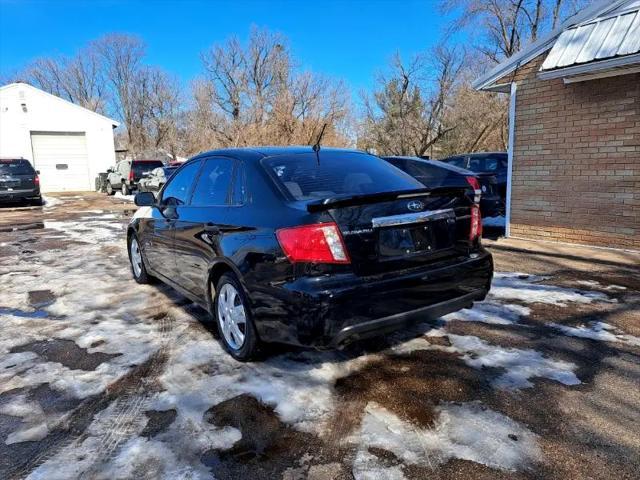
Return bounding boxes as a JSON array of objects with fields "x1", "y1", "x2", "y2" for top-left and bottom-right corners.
[
  {"x1": 106, "y1": 160, "x2": 165, "y2": 195},
  {"x1": 439, "y1": 152, "x2": 508, "y2": 218},
  {"x1": 0, "y1": 158, "x2": 42, "y2": 206},
  {"x1": 128, "y1": 147, "x2": 493, "y2": 360}
]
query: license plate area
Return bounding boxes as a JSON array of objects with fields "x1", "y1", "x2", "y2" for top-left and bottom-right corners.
[{"x1": 374, "y1": 209, "x2": 456, "y2": 260}]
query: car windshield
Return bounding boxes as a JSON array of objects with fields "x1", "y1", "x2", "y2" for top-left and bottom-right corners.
[
  {"x1": 444, "y1": 154, "x2": 505, "y2": 173},
  {"x1": 163, "y1": 167, "x2": 178, "y2": 177},
  {"x1": 0, "y1": 159, "x2": 34, "y2": 175},
  {"x1": 133, "y1": 161, "x2": 164, "y2": 175},
  {"x1": 468, "y1": 155, "x2": 504, "y2": 172},
  {"x1": 263, "y1": 152, "x2": 423, "y2": 201}
]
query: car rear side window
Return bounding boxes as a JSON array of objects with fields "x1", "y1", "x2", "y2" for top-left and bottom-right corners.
[
  {"x1": 0, "y1": 159, "x2": 35, "y2": 175},
  {"x1": 263, "y1": 152, "x2": 423, "y2": 201},
  {"x1": 190, "y1": 158, "x2": 234, "y2": 206},
  {"x1": 160, "y1": 160, "x2": 201, "y2": 206},
  {"x1": 133, "y1": 161, "x2": 164, "y2": 176}
]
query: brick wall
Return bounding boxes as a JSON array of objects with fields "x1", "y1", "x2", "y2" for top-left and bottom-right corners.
[{"x1": 501, "y1": 54, "x2": 640, "y2": 250}]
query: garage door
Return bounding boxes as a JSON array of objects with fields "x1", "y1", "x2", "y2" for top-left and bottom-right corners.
[{"x1": 30, "y1": 132, "x2": 91, "y2": 192}]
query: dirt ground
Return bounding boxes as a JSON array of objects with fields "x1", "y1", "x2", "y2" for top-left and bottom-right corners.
[{"x1": 1, "y1": 193, "x2": 638, "y2": 480}]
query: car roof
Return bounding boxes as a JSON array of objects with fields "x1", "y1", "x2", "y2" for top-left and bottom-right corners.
[
  {"x1": 442, "y1": 152, "x2": 507, "y2": 159},
  {"x1": 193, "y1": 146, "x2": 369, "y2": 162}
]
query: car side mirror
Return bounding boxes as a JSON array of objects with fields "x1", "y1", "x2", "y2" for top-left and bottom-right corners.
[
  {"x1": 36, "y1": 170, "x2": 40, "y2": 174},
  {"x1": 134, "y1": 191, "x2": 155, "y2": 207}
]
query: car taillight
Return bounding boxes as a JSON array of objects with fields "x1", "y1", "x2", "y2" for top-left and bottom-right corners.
[
  {"x1": 466, "y1": 176, "x2": 481, "y2": 203},
  {"x1": 470, "y1": 204, "x2": 482, "y2": 241},
  {"x1": 276, "y1": 222, "x2": 350, "y2": 264},
  {"x1": 34, "y1": 175, "x2": 40, "y2": 186},
  {"x1": 129, "y1": 170, "x2": 134, "y2": 181}
]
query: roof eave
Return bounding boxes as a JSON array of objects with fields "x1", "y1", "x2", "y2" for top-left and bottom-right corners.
[
  {"x1": 0, "y1": 82, "x2": 120, "y2": 126},
  {"x1": 537, "y1": 53, "x2": 640, "y2": 80},
  {"x1": 473, "y1": 0, "x2": 630, "y2": 91}
]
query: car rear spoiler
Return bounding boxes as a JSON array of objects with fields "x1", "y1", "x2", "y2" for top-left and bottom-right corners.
[{"x1": 306, "y1": 186, "x2": 468, "y2": 213}]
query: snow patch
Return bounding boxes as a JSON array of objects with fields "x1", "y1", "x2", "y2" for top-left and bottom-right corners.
[
  {"x1": 354, "y1": 402, "x2": 541, "y2": 472},
  {"x1": 42, "y1": 195, "x2": 63, "y2": 208},
  {"x1": 444, "y1": 301, "x2": 530, "y2": 325},
  {"x1": 448, "y1": 334, "x2": 580, "y2": 389},
  {"x1": 392, "y1": 330, "x2": 580, "y2": 389},
  {"x1": 490, "y1": 272, "x2": 612, "y2": 306},
  {"x1": 551, "y1": 321, "x2": 640, "y2": 347},
  {"x1": 575, "y1": 280, "x2": 627, "y2": 291},
  {"x1": 114, "y1": 192, "x2": 135, "y2": 202},
  {"x1": 353, "y1": 450, "x2": 407, "y2": 480},
  {"x1": 6, "y1": 422, "x2": 49, "y2": 444}
]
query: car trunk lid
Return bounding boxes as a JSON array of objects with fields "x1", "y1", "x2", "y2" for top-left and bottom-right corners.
[{"x1": 307, "y1": 188, "x2": 474, "y2": 276}]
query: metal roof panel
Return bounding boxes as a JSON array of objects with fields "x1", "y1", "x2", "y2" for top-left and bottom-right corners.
[
  {"x1": 597, "y1": 13, "x2": 635, "y2": 58},
  {"x1": 542, "y1": 29, "x2": 577, "y2": 70},
  {"x1": 618, "y1": 11, "x2": 640, "y2": 54},
  {"x1": 557, "y1": 23, "x2": 596, "y2": 67},
  {"x1": 541, "y1": 2, "x2": 640, "y2": 71}
]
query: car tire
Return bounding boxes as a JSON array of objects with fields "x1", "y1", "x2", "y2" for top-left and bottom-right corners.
[
  {"x1": 128, "y1": 234, "x2": 152, "y2": 284},
  {"x1": 106, "y1": 181, "x2": 115, "y2": 196},
  {"x1": 31, "y1": 197, "x2": 43, "y2": 207},
  {"x1": 122, "y1": 183, "x2": 130, "y2": 195},
  {"x1": 213, "y1": 273, "x2": 259, "y2": 361}
]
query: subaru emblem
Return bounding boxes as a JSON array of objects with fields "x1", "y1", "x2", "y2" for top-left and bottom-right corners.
[{"x1": 407, "y1": 200, "x2": 424, "y2": 212}]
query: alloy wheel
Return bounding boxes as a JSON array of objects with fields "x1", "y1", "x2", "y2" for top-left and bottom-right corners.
[
  {"x1": 216, "y1": 283, "x2": 247, "y2": 350},
  {"x1": 130, "y1": 237, "x2": 143, "y2": 278}
]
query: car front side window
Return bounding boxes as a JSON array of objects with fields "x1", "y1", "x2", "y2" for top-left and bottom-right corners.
[{"x1": 160, "y1": 160, "x2": 201, "y2": 206}]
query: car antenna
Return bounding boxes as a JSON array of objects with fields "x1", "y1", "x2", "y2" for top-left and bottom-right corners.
[{"x1": 312, "y1": 123, "x2": 327, "y2": 165}]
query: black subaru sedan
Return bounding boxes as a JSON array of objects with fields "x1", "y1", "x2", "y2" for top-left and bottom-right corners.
[{"x1": 128, "y1": 147, "x2": 493, "y2": 360}]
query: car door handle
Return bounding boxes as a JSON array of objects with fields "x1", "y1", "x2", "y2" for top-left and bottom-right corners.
[{"x1": 204, "y1": 224, "x2": 220, "y2": 235}]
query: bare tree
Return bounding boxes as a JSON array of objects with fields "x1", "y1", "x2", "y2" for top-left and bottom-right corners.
[
  {"x1": 440, "y1": 0, "x2": 590, "y2": 62},
  {"x1": 437, "y1": 61, "x2": 509, "y2": 156},
  {"x1": 358, "y1": 46, "x2": 463, "y2": 157},
  {"x1": 94, "y1": 34, "x2": 147, "y2": 150},
  {"x1": 195, "y1": 26, "x2": 351, "y2": 149},
  {"x1": 22, "y1": 45, "x2": 108, "y2": 113}
]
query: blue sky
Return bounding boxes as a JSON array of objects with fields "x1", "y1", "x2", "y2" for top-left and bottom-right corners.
[{"x1": 0, "y1": 0, "x2": 456, "y2": 93}]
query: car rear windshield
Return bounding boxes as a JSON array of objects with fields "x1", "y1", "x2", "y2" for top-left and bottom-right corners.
[
  {"x1": 263, "y1": 152, "x2": 423, "y2": 201},
  {"x1": 388, "y1": 158, "x2": 468, "y2": 188},
  {"x1": 0, "y1": 159, "x2": 35, "y2": 175},
  {"x1": 133, "y1": 161, "x2": 164, "y2": 175},
  {"x1": 444, "y1": 154, "x2": 506, "y2": 173}
]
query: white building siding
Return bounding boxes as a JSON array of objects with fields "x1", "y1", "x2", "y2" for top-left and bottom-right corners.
[{"x1": 0, "y1": 83, "x2": 118, "y2": 192}]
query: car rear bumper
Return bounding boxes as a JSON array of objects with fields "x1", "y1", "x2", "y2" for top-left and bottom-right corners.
[
  {"x1": 0, "y1": 188, "x2": 41, "y2": 203},
  {"x1": 252, "y1": 250, "x2": 493, "y2": 347},
  {"x1": 329, "y1": 289, "x2": 485, "y2": 347}
]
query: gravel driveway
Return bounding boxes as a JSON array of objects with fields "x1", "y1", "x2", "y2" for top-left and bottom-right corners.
[{"x1": 1, "y1": 193, "x2": 639, "y2": 480}]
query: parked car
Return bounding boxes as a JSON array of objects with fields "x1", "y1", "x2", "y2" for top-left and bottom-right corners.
[
  {"x1": 382, "y1": 156, "x2": 480, "y2": 189},
  {"x1": 138, "y1": 166, "x2": 178, "y2": 197},
  {"x1": 0, "y1": 158, "x2": 41, "y2": 206},
  {"x1": 105, "y1": 159, "x2": 165, "y2": 195},
  {"x1": 382, "y1": 156, "x2": 500, "y2": 220},
  {"x1": 438, "y1": 152, "x2": 508, "y2": 218},
  {"x1": 128, "y1": 147, "x2": 493, "y2": 360}
]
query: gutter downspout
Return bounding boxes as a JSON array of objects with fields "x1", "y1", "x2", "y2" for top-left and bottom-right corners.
[{"x1": 506, "y1": 82, "x2": 517, "y2": 238}]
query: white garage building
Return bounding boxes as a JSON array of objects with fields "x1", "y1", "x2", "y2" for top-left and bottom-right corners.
[{"x1": 0, "y1": 83, "x2": 119, "y2": 192}]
